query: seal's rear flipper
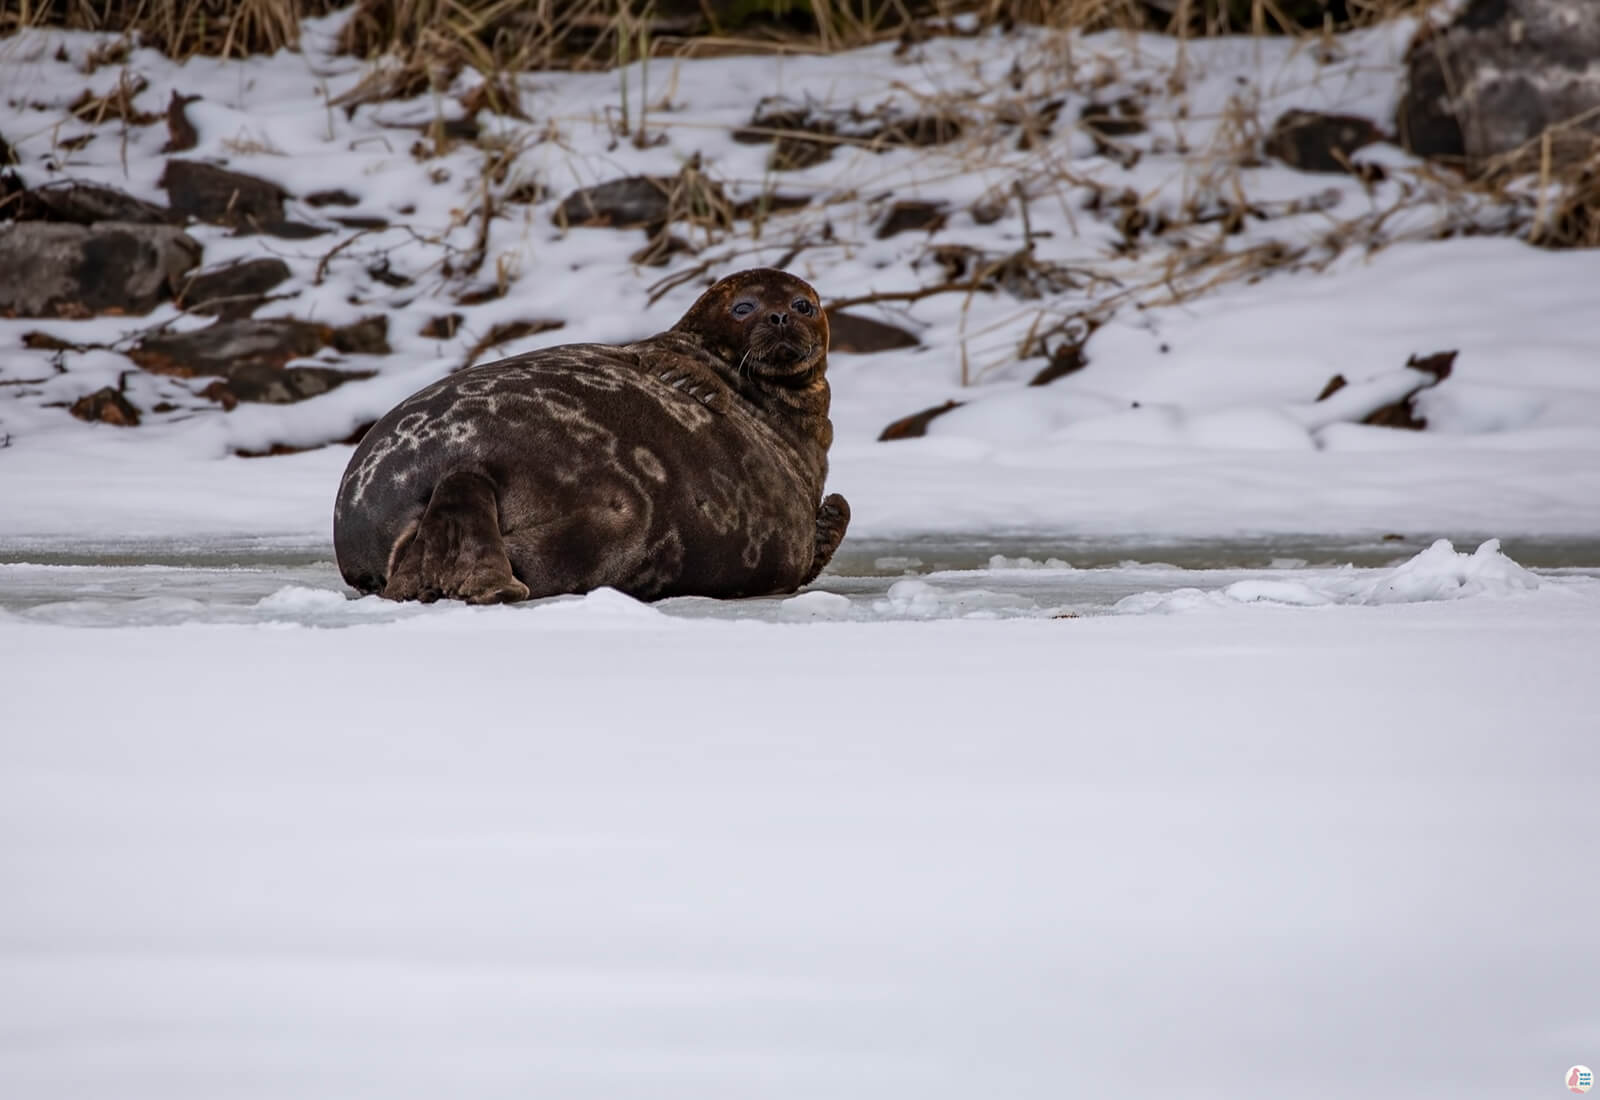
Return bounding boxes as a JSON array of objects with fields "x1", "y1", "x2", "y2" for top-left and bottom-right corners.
[
  {"x1": 803, "y1": 493, "x2": 850, "y2": 586},
  {"x1": 382, "y1": 470, "x2": 531, "y2": 604}
]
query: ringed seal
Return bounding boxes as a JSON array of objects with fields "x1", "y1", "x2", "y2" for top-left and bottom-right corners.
[{"x1": 333, "y1": 267, "x2": 850, "y2": 603}]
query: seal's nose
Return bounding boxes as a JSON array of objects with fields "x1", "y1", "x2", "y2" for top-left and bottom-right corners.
[{"x1": 769, "y1": 311, "x2": 789, "y2": 326}]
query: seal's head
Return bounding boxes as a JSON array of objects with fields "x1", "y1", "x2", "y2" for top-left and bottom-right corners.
[{"x1": 672, "y1": 268, "x2": 829, "y2": 385}]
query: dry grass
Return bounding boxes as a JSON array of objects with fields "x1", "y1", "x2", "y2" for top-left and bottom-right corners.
[
  {"x1": 5, "y1": 0, "x2": 341, "y2": 59},
  {"x1": 8, "y1": 0, "x2": 1443, "y2": 66}
]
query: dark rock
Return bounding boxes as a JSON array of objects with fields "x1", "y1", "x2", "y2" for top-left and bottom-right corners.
[
  {"x1": 199, "y1": 379, "x2": 239, "y2": 410},
  {"x1": 876, "y1": 200, "x2": 947, "y2": 239},
  {"x1": 769, "y1": 132, "x2": 835, "y2": 171},
  {"x1": 554, "y1": 176, "x2": 684, "y2": 229},
  {"x1": 420, "y1": 313, "x2": 463, "y2": 339},
  {"x1": 162, "y1": 91, "x2": 199, "y2": 154},
  {"x1": 730, "y1": 192, "x2": 811, "y2": 220},
  {"x1": 175, "y1": 257, "x2": 292, "y2": 317},
  {"x1": 0, "y1": 222, "x2": 200, "y2": 318},
  {"x1": 829, "y1": 310, "x2": 920, "y2": 355},
  {"x1": 131, "y1": 318, "x2": 330, "y2": 378},
  {"x1": 1398, "y1": 0, "x2": 1600, "y2": 168},
  {"x1": 224, "y1": 362, "x2": 374, "y2": 404},
  {"x1": 1264, "y1": 109, "x2": 1385, "y2": 173},
  {"x1": 0, "y1": 132, "x2": 15, "y2": 167},
  {"x1": 160, "y1": 159, "x2": 323, "y2": 237},
  {"x1": 70, "y1": 386, "x2": 141, "y2": 426},
  {"x1": 329, "y1": 315, "x2": 391, "y2": 355},
  {"x1": 1317, "y1": 350, "x2": 1457, "y2": 430},
  {"x1": 161, "y1": 159, "x2": 283, "y2": 227},
  {"x1": 133, "y1": 316, "x2": 382, "y2": 404},
  {"x1": 1080, "y1": 98, "x2": 1146, "y2": 140},
  {"x1": 879, "y1": 399, "x2": 963, "y2": 441},
  {"x1": 734, "y1": 95, "x2": 964, "y2": 172},
  {"x1": 22, "y1": 180, "x2": 177, "y2": 225},
  {"x1": 304, "y1": 189, "x2": 360, "y2": 207},
  {"x1": 0, "y1": 172, "x2": 33, "y2": 220},
  {"x1": 1028, "y1": 343, "x2": 1087, "y2": 386}
]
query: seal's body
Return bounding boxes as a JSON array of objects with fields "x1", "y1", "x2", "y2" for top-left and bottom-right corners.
[{"x1": 334, "y1": 269, "x2": 849, "y2": 603}]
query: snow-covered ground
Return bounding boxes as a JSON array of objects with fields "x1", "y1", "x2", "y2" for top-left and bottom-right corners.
[
  {"x1": 4, "y1": 8, "x2": 1600, "y2": 1098},
  {"x1": 2, "y1": 13, "x2": 1599, "y2": 541},
  {"x1": 4, "y1": 541, "x2": 1600, "y2": 1098}
]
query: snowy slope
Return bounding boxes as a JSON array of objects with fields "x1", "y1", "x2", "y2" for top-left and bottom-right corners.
[{"x1": 2, "y1": 12, "x2": 1598, "y2": 543}]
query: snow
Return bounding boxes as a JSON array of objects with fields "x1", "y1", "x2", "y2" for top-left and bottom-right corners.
[
  {"x1": 3, "y1": 9, "x2": 1600, "y2": 1098},
  {"x1": 3, "y1": 16, "x2": 1600, "y2": 543},
  {"x1": 4, "y1": 548, "x2": 1600, "y2": 1099}
]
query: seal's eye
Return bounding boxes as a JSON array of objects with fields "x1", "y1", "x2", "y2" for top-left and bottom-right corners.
[
  {"x1": 792, "y1": 298, "x2": 814, "y2": 315},
  {"x1": 731, "y1": 301, "x2": 756, "y2": 317}
]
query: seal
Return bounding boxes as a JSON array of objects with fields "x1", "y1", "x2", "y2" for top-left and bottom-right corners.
[{"x1": 333, "y1": 268, "x2": 850, "y2": 604}]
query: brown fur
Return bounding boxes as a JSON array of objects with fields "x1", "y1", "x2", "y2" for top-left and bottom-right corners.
[{"x1": 333, "y1": 268, "x2": 850, "y2": 603}]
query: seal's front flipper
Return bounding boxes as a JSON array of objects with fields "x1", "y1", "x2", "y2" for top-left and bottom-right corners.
[
  {"x1": 382, "y1": 470, "x2": 531, "y2": 604},
  {"x1": 641, "y1": 350, "x2": 733, "y2": 414},
  {"x1": 802, "y1": 492, "x2": 850, "y2": 586}
]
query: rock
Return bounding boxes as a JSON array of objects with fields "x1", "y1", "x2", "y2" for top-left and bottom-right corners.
[
  {"x1": 175, "y1": 257, "x2": 292, "y2": 317},
  {"x1": 733, "y1": 95, "x2": 965, "y2": 171},
  {"x1": 330, "y1": 315, "x2": 391, "y2": 354},
  {"x1": 1264, "y1": 109, "x2": 1385, "y2": 173},
  {"x1": 878, "y1": 399, "x2": 963, "y2": 441},
  {"x1": 130, "y1": 314, "x2": 389, "y2": 380},
  {"x1": 553, "y1": 176, "x2": 714, "y2": 229},
  {"x1": 1397, "y1": 0, "x2": 1600, "y2": 168},
  {"x1": 16, "y1": 180, "x2": 176, "y2": 225},
  {"x1": 1079, "y1": 97, "x2": 1146, "y2": 140},
  {"x1": 131, "y1": 318, "x2": 329, "y2": 378},
  {"x1": 1316, "y1": 350, "x2": 1456, "y2": 429},
  {"x1": 1028, "y1": 343, "x2": 1087, "y2": 386},
  {"x1": 3, "y1": 179, "x2": 175, "y2": 223},
  {"x1": 0, "y1": 132, "x2": 16, "y2": 166},
  {"x1": 69, "y1": 386, "x2": 141, "y2": 426},
  {"x1": 132, "y1": 316, "x2": 382, "y2": 404},
  {"x1": 304, "y1": 189, "x2": 359, "y2": 207},
  {"x1": 0, "y1": 222, "x2": 200, "y2": 318},
  {"x1": 160, "y1": 159, "x2": 322, "y2": 236},
  {"x1": 876, "y1": 200, "x2": 947, "y2": 238},
  {"x1": 420, "y1": 313, "x2": 463, "y2": 339},
  {"x1": 828, "y1": 310, "x2": 920, "y2": 355},
  {"x1": 224, "y1": 362, "x2": 373, "y2": 404}
]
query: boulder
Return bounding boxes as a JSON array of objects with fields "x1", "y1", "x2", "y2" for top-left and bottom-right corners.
[
  {"x1": 129, "y1": 315, "x2": 385, "y2": 403},
  {"x1": 829, "y1": 310, "x2": 919, "y2": 354},
  {"x1": 1398, "y1": 0, "x2": 1600, "y2": 168},
  {"x1": 160, "y1": 159, "x2": 323, "y2": 236},
  {"x1": 13, "y1": 180, "x2": 176, "y2": 225},
  {"x1": 1264, "y1": 110, "x2": 1385, "y2": 174},
  {"x1": 553, "y1": 176, "x2": 728, "y2": 229},
  {"x1": 0, "y1": 222, "x2": 200, "y2": 318},
  {"x1": 175, "y1": 257, "x2": 292, "y2": 317}
]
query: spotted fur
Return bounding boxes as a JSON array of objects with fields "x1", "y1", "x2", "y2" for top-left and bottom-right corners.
[{"x1": 333, "y1": 269, "x2": 849, "y2": 602}]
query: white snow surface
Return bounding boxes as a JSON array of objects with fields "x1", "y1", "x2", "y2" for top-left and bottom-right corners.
[
  {"x1": 4, "y1": 541, "x2": 1600, "y2": 1099},
  {"x1": 1, "y1": 14, "x2": 1598, "y2": 542},
  {"x1": 3, "y1": 545, "x2": 1599, "y2": 1099}
]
